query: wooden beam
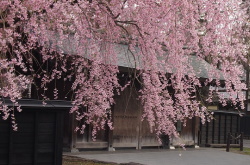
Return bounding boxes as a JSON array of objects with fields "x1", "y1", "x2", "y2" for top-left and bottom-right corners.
[
  {"x1": 205, "y1": 120, "x2": 209, "y2": 144},
  {"x1": 108, "y1": 105, "x2": 114, "y2": 150},
  {"x1": 33, "y1": 112, "x2": 38, "y2": 165},
  {"x1": 8, "y1": 117, "x2": 13, "y2": 165},
  {"x1": 218, "y1": 114, "x2": 221, "y2": 144},
  {"x1": 224, "y1": 115, "x2": 227, "y2": 144},
  {"x1": 212, "y1": 117, "x2": 215, "y2": 143},
  {"x1": 70, "y1": 113, "x2": 77, "y2": 151},
  {"x1": 75, "y1": 142, "x2": 108, "y2": 149}
]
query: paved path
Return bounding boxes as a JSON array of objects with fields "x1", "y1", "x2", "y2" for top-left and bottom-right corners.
[{"x1": 66, "y1": 147, "x2": 250, "y2": 165}]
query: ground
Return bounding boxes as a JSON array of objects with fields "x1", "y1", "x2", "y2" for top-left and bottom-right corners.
[
  {"x1": 63, "y1": 155, "x2": 142, "y2": 165},
  {"x1": 63, "y1": 155, "x2": 117, "y2": 165},
  {"x1": 64, "y1": 147, "x2": 250, "y2": 165},
  {"x1": 230, "y1": 147, "x2": 250, "y2": 155}
]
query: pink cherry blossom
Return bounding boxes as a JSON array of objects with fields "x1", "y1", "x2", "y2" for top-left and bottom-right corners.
[{"x1": 0, "y1": 0, "x2": 249, "y2": 139}]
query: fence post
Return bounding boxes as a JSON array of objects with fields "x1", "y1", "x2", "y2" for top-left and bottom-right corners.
[
  {"x1": 240, "y1": 132, "x2": 243, "y2": 151},
  {"x1": 226, "y1": 133, "x2": 231, "y2": 152}
]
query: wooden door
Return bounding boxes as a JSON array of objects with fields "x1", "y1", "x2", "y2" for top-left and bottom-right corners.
[
  {"x1": 112, "y1": 87, "x2": 160, "y2": 149},
  {"x1": 113, "y1": 87, "x2": 140, "y2": 148}
]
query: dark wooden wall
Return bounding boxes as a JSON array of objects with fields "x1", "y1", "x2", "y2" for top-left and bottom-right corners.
[
  {"x1": 240, "y1": 116, "x2": 250, "y2": 137},
  {"x1": 0, "y1": 108, "x2": 64, "y2": 165},
  {"x1": 200, "y1": 112, "x2": 240, "y2": 146}
]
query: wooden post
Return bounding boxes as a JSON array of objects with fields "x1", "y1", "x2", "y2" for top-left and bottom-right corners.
[
  {"x1": 245, "y1": 50, "x2": 250, "y2": 115},
  {"x1": 8, "y1": 117, "x2": 13, "y2": 165},
  {"x1": 240, "y1": 132, "x2": 244, "y2": 151},
  {"x1": 212, "y1": 118, "x2": 215, "y2": 144},
  {"x1": 226, "y1": 133, "x2": 231, "y2": 152},
  {"x1": 70, "y1": 113, "x2": 78, "y2": 152},
  {"x1": 218, "y1": 114, "x2": 221, "y2": 143},
  {"x1": 33, "y1": 112, "x2": 39, "y2": 165},
  {"x1": 137, "y1": 105, "x2": 142, "y2": 150},
  {"x1": 108, "y1": 106, "x2": 114, "y2": 151},
  {"x1": 161, "y1": 135, "x2": 169, "y2": 149},
  {"x1": 205, "y1": 120, "x2": 209, "y2": 144},
  {"x1": 224, "y1": 115, "x2": 227, "y2": 144}
]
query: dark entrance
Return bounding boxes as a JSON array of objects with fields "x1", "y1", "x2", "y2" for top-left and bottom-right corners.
[
  {"x1": 240, "y1": 115, "x2": 250, "y2": 138},
  {"x1": 0, "y1": 99, "x2": 71, "y2": 165},
  {"x1": 199, "y1": 111, "x2": 240, "y2": 146}
]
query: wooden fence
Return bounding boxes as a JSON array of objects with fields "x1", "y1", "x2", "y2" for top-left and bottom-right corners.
[{"x1": 0, "y1": 100, "x2": 68, "y2": 165}]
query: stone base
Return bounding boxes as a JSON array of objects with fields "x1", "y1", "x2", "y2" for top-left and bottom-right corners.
[
  {"x1": 170, "y1": 146, "x2": 175, "y2": 150},
  {"x1": 70, "y1": 148, "x2": 79, "y2": 153},
  {"x1": 108, "y1": 147, "x2": 115, "y2": 151}
]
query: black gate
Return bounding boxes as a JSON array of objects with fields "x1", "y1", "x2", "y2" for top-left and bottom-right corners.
[
  {"x1": 199, "y1": 112, "x2": 240, "y2": 146},
  {"x1": 240, "y1": 116, "x2": 250, "y2": 138},
  {"x1": 0, "y1": 99, "x2": 71, "y2": 165}
]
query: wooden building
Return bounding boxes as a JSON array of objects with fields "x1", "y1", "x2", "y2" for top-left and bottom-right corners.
[
  {"x1": 61, "y1": 47, "x2": 226, "y2": 151},
  {"x1": 1, "y1": 37, "x2": 242, "y2": 152},
  {"x1": 41, "y1": 35, "x2": 239, "y2": 151}
]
